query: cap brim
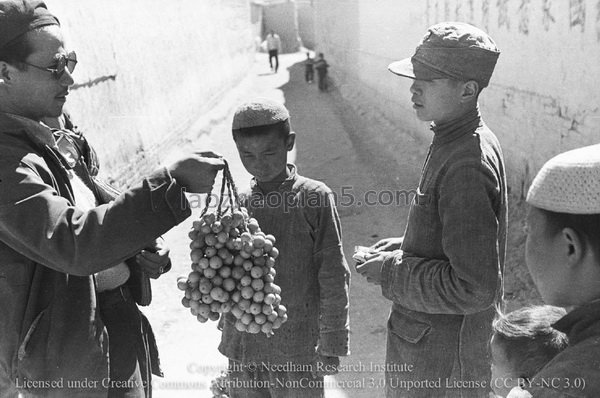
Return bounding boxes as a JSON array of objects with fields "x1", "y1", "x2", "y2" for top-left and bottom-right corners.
[{"x1": 388, "y1": 58, "x2": 416, "y2": 79}]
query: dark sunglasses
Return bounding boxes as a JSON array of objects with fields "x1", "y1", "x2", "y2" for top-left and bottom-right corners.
[{"x1": 24, "y1": 51, "x2": 77, "y2": 79}]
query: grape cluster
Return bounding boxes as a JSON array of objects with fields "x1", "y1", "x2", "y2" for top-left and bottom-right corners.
[{"x1": 179, "y1": 209, "x2": 288, "y2": 336}]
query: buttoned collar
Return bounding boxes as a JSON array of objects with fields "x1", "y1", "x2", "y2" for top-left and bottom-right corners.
[
  {"x1": 431, "y1": 107, "x2": 481, "y2": 146},
  {"x1": 250, "y1": 163, "x2": 298, "y2": 194}
]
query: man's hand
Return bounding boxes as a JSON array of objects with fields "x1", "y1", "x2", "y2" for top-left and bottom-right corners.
[
  {"x1": 136, "y1": 238, "x2": 171, "y2": 279},
  {"x1": 356, "y1": 252, "x2": 387, "y2": 285},
  {"x1": 167, "y1": 151, "x2": 225, "y2": 193},
  {"x1": 370, "y1": 237, "x2": 403, "y2": 252},
  {"x1": 311, "y1": 353, "x2": 340, "y2": 378}
]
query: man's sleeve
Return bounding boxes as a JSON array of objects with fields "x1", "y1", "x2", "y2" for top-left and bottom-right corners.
[
  {"x1": 313, "y1": 191, "x2": 351, "y2": 357},
  {"x1": 0, "y1": 155, "x2": 191, "y2": 276},
  {"x1": 380, "y1": 160, "x2": 502, "y2": 314}
]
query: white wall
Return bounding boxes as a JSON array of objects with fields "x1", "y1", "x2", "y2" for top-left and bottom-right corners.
[
  {"x1": 314, "y1": 0, "x2": 600, "y2": 195},
  {"x1": 46, "y1": 0, "x2": 254, "y2": 188}
]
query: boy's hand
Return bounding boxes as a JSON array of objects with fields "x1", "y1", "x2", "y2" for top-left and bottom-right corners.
[
  {"x1": 136, "y1": 238, "x2": 171, "y2": 279},
  {"x1": 356, "y1": 252, "x2": 387, "y2": 285},
  {"x1": 370, "y1": 237, "x2": 403, "y2": 252},
  {"x1": 167, "y1": 151, "x2": 225, "y2": 193},
  {"x1": 311, "y1": 353, "x2": 340, "y2": 378}
]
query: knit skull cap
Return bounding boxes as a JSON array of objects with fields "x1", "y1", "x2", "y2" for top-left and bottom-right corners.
[
  {"x1": 526, "y1": 144, "x2": 600, "y2": 214},
  {"x1": 388, "y1": 22, "x2": 500, "y2": 87},
  {"x1": 232, "y1": 97, "x2": 290, "y2": 130},
  {"x1": 0, "y1": 0, "x2": 59, "y2": 49}
]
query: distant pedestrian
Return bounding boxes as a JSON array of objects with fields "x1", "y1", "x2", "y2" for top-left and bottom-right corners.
[
  {"x1": 264, "y1": 30, "x2": 282, "y2": 72},
  {"x1": 314, "y1": 52, "x2": 329, "y2": 91},
  {"x1": 304, "y1": 52, "x2": 314, "y2": 83}
]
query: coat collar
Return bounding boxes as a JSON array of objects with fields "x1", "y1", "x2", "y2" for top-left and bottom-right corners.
[
  {"x1": 0, "y1": 112, "x2": 56, "y2": 150},
  {"x1": 430, "y1": 107, "x2": 481, "y2": 146}
]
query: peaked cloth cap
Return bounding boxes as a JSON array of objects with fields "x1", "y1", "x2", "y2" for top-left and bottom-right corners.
[
  {"x1": 388, "y1": 22, "x2": 500, "y2": 87},
  {"x1": 527, "y1": 144, "x2": 600, "y2": 214},
  {"x1": 232, "y1": 98, "x2": 290, "y2": 130},
  {"x1": 0, "y1": 0, "x2": 59, "y2": 49}
]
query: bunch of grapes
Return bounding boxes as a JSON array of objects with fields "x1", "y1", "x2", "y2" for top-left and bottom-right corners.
[{"x1": 177, "y1": 162, "x2": 288, "y2": 336}]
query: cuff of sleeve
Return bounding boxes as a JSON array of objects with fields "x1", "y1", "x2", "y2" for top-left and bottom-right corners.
[
  {"x1": 317, "y1": 330, "x2": 350, "y2": 357},
  {"x1": 144, "y1": 167, "x2": 191, "y2": 224},
  {"x1": 381, "y1": 254, "x2": 397, "y2": 301}
]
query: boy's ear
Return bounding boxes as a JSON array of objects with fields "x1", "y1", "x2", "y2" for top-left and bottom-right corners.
[
  {"x1": 461, "y1": 80, "x2": 479, "y2": 102},
  {"x1": 0, "y1": 62, "x2": 13, "y2": 84},
  {"x1": 562, "y1": 227, "x2": 585, "y2": 269},
  {"x1": 286, "y1": 132, "x2": 296, "y2": 151}
]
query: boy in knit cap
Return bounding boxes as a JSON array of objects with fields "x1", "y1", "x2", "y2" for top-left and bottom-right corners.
[
  {"x1": 357, "y1": 22, "x2": 507, "y2": 397},
  {"x1": 521, "y1": 144, "x2": 600, "y2": 397},
  {"x1": 218, "y1": 98, "x2": 351, "y2": 398}
]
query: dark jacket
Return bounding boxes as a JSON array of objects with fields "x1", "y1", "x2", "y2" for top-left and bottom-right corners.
[
  {"x1": 527, "y1": 300, "x2": 600, "y2": 397},
  {"x1": 219, "y1": 165, "x2": 350, "y2": 365},
  {"x1": 0, "y1": 113, "x2": 190, "y2": 397},
  {"x1": 381, "y1": 108, "x2": 507, "y2": 395}
]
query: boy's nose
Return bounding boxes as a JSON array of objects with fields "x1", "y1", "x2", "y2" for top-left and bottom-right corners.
[{"x1": 409, "y1": 82, "x2": 418, "y2": 94}]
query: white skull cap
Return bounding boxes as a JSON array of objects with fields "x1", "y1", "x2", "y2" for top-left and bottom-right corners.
[
  {"x1": 232, "y1": 97, "x2": 290, "y2": 130},
  {"x1": 526, "y1": 144, "x2": 600, "y2": 214}
]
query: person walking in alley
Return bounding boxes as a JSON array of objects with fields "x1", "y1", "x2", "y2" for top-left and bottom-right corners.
[
  {"x1": 264, "y1": 30, "x2": 282, "y2": 73},
  {"x1": 314, "y1": 52, "x2": 329, "y2": 91},
  {"x1": 304, "y1": 51, "x2": 314, "y2": 83},
  {"x1": 0, "y1": 1, "x2": 223, "y2": 397},
  {"x1": 219, "y1": 98, "x2": 351, "y2": 398},
  {"x1": 356, "y1": 22, "x2": 506, "y2": 397}
]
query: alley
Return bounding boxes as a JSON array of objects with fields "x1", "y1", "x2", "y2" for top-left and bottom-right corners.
[{"x1": 144, "y1": 51, "x2": 427, "y2": 398}]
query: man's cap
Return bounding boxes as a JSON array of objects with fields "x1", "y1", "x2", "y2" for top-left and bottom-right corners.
[
  {"x1": 526, "y1": 144, "x2": 600, "y2": 214},
  {"x1": 0, "y1": 0, "x2": 59, "y2": 49},
  {"x1": 388, "y1": 22, "x2": 500, "y2": 87},
  {"x1": 232, "y1": 98, "x2": 290, "y2": 130}
]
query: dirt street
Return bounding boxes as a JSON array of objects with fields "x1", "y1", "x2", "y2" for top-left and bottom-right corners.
[{"x1": 145, "y1": 52, "x2": 427, "y2": 398}]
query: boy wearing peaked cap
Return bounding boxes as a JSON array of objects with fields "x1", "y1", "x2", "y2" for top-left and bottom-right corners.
[
  {"x1": 357, "y1": 22, "x2": 507, "y2": 397},
  {"x1": 218, "y1": 98, "x2": 351, "y2": 398},
  {"x1": 521, "y1": 144, "x2": 600, "y2": 397}
]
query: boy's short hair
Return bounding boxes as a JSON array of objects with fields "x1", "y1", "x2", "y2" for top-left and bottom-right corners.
[
  {"x1": 492, "y1": 305, "x2": 568, "y2": 379},
  {"x1": 232, "y1": 119, "x2": 290, "y2": 140},
  {"x1": 231, "y1": 98, "x2": 291, "y2": 140}
]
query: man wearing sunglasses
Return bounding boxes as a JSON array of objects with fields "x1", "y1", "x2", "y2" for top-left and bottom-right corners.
[{"x1": 0, "y1": 1, "x2": 224, "y2": 397}]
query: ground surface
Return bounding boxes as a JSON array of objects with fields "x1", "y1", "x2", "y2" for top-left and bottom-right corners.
[{"x1": 144, "y1": 52, "x2": 537, "y2": 397}]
